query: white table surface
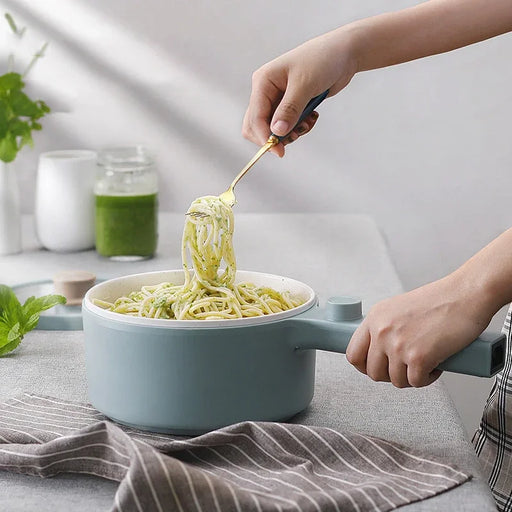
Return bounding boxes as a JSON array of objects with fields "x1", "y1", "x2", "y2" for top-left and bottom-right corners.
[{"x1": 0, "y1": 213, "x2": 497, "y2": 511}]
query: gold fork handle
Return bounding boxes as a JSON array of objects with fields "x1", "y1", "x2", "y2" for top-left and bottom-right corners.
[{"x1": 228, "y1": 135, "x2": 279, "y2": 193}]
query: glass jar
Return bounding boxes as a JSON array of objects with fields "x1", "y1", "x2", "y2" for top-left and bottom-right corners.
[{"x1": 94, "y1": 146, "x2": 158, "y2": 260}]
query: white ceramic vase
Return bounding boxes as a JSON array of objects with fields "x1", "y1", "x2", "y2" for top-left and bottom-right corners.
[
  {"x1": 0, "y1": 160, "x2": 22, "y2": 255},
  {"x1": 35, "y1": 150, "x2": 97, "y2": 252}
]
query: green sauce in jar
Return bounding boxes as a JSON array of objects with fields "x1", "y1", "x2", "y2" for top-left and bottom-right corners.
[
  {"x1": 95, "y1": 193, "x2": 158, "y2": 259},
  {"x1": 94, "y1": 147, "x2": 158, "y2": 260}
]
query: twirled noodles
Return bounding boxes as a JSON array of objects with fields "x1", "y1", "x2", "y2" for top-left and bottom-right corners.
[{"x1": 94, "y1": 196, "x2": 304, "y2": 320}]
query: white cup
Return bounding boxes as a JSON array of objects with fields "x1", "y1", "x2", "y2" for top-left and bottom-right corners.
[{"x1": 35, "y1": 150, "x2": 97, "y2": 252}]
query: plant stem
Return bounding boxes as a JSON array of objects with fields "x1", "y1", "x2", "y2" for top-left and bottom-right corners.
[
  {"x1": 7, "y1": 54, "x2": 14, "y2": 72},
  {"x1": 22, "y1": 42, "x2": 48, "y2": 78},
  {"x1": 4, "y1": 13, "x2": 25, "y2": 38}
]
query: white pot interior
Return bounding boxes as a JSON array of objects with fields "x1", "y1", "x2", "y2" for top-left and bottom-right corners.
[{"x1": 84, "y1": 270, "x2": 317, "y2": 328}]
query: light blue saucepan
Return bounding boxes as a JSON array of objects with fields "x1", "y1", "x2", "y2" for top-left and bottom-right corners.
[{"x1": 82, "y1": 270, "x2": 505, "y2": 435}]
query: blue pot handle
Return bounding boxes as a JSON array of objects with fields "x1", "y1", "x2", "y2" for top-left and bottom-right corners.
[{"x1": 285, "y1": 297, "x2": 505, "y2": 378}]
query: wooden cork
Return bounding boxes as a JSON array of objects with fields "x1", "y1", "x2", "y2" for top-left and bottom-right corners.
[{"x1": 53, "y1": 270, "x2": 96, "y2": 306}]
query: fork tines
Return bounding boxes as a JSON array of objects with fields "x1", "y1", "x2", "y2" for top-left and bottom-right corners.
[{"x1": 186, "y1": 212, "x2": 209, "y2": 219}]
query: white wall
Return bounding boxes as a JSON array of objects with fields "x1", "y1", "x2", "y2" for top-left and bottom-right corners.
[{"x1": 2, "y1": 0, "x2": 511, "y2": 435}]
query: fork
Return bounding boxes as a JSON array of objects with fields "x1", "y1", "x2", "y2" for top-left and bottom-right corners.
[{"x1": 188, "y1": 90, "x2": 329, "y2": 218}]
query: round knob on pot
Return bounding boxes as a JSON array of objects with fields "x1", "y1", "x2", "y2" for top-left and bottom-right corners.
[{"x1": 325, "y1": 296, "x2": 362, "y2": 322}]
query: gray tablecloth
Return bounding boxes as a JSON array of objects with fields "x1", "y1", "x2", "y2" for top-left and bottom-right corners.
[
  {"x1": 0, "y1": 213, "x2": 498, "y2": 510},
  {"x1": 0, "y1": 393, "x2": 471, "y2": 512}
]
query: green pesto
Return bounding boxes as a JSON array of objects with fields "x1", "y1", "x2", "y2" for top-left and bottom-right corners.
[{"x1": 95, "y1": 193, "x2": 158, "y2": 257}]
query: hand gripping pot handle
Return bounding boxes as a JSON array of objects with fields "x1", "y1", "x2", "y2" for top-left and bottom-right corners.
[{"x1": 286, "y1": 297, "x2": 505, "y2": 378}]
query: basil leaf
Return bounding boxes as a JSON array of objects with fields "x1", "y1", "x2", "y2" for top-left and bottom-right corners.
[
  {"x1": 9, "y1": 90, "x2": 41, "y2": 117},
  {"x1": 23, "y1": 313, "x2": 40, "y2": 333},
  {"x1": 0, "y1": 336, "x2": 24, "y2": 357},
  {"x1": 0, "y1": 319, "x2": 22, "y2": 356},
  {"x1": 8, "y1": 118, "x2": 31, "y2": 136},
  {"x1": 0, "y1": 72, "x2": 23, "y2": 93},
  {"x1": 0, "y1": 67, "x2": 50, "y2": 163},
  {"x1": 21, "y1": 294, "x2": 66, "y2": 332},
  {"x1": 0, "y1": 317, "x2": 10, "y2": 339},
  {"x1": 36, "y1": 100, "x2": 50, "y2": 114},
  {"x1": 22, "y1": 294, "x2": 66, "y2": 315},
  {"x1": 0, "y1": 132, "x2": 18, "y2": 163},
  {"x1": 0, "y1": 286, "x2": 65, "y2": 356},
  {"x1": 0, "y1": 284, "x2": 23, "y2": 326},
  {"x1": 0, "y1": 99, "x2": 8, "y2": 139},
  {"x1": 7, "y1": 322, "x2": 21, "y2": 342}
]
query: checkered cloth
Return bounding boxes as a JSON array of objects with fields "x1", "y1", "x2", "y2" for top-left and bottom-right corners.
[
  {"x1": 0, "y1": 394, "x2": 471, "y2": 512},
  {"x1": 474, "y1": 306, "x2": 512, "y2": 511}
]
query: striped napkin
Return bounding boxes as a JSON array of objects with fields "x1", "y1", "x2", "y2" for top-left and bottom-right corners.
[{"x1": 0, "y1": 394, "x2": 470, "y2": 512}]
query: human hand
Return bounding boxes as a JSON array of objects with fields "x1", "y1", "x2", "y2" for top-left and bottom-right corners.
[
  {"x1": 345, "y1": 274, "x2": 494, "y2": 388},
  {"x1": 242, "y1": 27, "x2": 359, "y2": 157}
]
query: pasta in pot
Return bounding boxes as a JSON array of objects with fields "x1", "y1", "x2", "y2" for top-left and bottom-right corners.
[{"x1": 95, "y1": 196, "x2": 304, "y2": 320}]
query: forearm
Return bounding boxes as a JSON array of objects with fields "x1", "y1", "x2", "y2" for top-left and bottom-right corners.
[
  {"x1": 450, "y1": 228, "x2": 512, "y2": 318},
  {"x1": 344, "y1": 0, "x2": 512, "y2": 72},
  {"x1": 242, "y1": 0, "x2": 512, "y2": 150}
]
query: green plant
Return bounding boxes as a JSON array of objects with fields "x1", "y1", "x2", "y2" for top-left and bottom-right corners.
[
  {"x1": 0, "y1": 13, "x2": 50, "y2": 163},
  {"x1": 0, "y1": 284, "x2": 65, "y2": 356}
]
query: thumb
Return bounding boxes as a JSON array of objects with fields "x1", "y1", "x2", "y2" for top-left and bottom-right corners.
[{"x1": 270, "y1": 86, "x2": 314, "y2": 137}]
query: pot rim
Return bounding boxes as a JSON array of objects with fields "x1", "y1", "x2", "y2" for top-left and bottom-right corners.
[{"x1": 83, "y1": 269, "x2": 317, "y2": 329}]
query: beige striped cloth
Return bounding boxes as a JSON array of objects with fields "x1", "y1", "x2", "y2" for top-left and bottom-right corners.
[{"x1": 0, "y1": 394, "x2": 470, "y2": 512}]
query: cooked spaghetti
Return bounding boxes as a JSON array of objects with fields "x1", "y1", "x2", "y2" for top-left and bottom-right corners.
[{"x1": 94, "y1": 196, "x2": 304, "y2": 320}]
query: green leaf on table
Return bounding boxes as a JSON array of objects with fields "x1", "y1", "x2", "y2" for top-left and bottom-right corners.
[
  {"x1": 21, "y1": 294, "x2": 66, "y2": 332},
  {"x1": 0, "y1": 339, "x2": 23, "y2": 356},
  {"x1": 23, "y1": 313, "x2": 40, "y2": 333},
  {"x1": 0, "y1": 294, "x2": 24, "y2": 357},
  {"x1": 7, "y1": 321, "x2": 21, "y2": 342},
  {"x1": 0, "y1": 322, "x2": 23, "y2": 356},
  {"x1": 0, "y1": 317, "x2": 10, "y2": 339},
  {"x1": 0, "y1": 285, "x2": 66, "y2": 356},
  {"x1": 0, "y1": 284, "x2": 23, "y2": 325},
  {"x1": 22, "y1": 294, "x2": 66, "y2": 315}
]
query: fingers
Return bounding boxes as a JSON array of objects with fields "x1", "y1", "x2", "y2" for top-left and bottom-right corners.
[
  {"x1": 346, "y1": 323, "x2": 371, "y2": 374},
  {"x1": 280, "y1": 111, "x2": 319, "y2": 145},
  {"x1": 346, "y1": 321, "x2": 440, "y2": 389},
  {"x1": 266, "y1": 111, "x2": 319, "y2": 156},
  {"x1": 244, "y1": 109, "x2": 320, "y2": 160},
  {"x1": 242, "y1": 68, "x2": 282, "y2": 147},
  {"x1": 270, "y1": 83, "x2": 318, "y2": 138},
  {"x1": 242, "y1": 65, "x2": 322, "y2": 157},
  {"x1": 244, "y1": 111, "x2": 319, "y2": 158},
  {"x1": 366, "y1": 343, "x2": 390, "y2": 383},
  {"x1": 348, "y1": 326, "x2": 393, "y2": 384},
  {"x1": 407, "y1": 366, "x2": 443, "y2": 387},
  {"x1": 388, "y1": 360, "x2": 410, "y2": 389}
]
